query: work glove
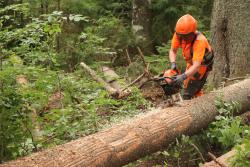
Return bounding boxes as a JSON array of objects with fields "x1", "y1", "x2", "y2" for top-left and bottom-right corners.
[
  {"x1": 173, "y1": 73, "x2": 187, "y2": 86},
  {"x1": 171, "y1": 62, "x2": 178, "y2": 71}
]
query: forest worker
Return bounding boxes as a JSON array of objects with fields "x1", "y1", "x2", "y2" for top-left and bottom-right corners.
[{"x1": 169, "y1": 14, "x2": 214, "y2": 100}]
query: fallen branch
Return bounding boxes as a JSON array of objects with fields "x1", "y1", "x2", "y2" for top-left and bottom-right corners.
[
  {"x1": 137, "y1": 47, "x2": 151, "y2": 76},
  {"x1": 101, "y1": 66, "x2": 131, "y2": 98},
  {"x1": 123, "y1": 63, "x2": 151, "y2": 91},
  {"x1": 122, "y1": 73, "x2": 145, "y2": 91},
  {"x1": 190, "y1": 143, "x2": 205, "y2": 163},
  {"x1": 222, "y1": 77, "x2": 246, "y2": 82},
  {"x1": 207, "y1": 152, "x2": 228, "y2": 167},
  {"x1": 137, "y1": 46, "x2": 147, "y2": 68},
  {"x1": 101, "y1": 66, "x2": 121, "y2": 91},
  {"x1": 80, "y1": 62, "x2": 118, "y2": 97},
  {"x1": 203, "y1": 149, "x2": 236, "y2": 167},
  {"x1": 125, "y1": 49, "x2": 132, "y2": 65},
  {"x1": 123, "y1": 52, "x2": 151, "y2": 91},
  {"x1": 221, "y1": 76, "x2": 247, "y2": 87}
]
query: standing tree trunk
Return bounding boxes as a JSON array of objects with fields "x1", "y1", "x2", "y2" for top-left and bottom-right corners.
[
  {"x1": 56, "y1": 0, "x2": 61, "y2": 52},
  {"x1": 40, "y1": 0, "x2": 49, "y2": 14},
  {"x1": 45, "y1": 0, "x2": 48, "y2": 14},
  {"x1": 132, "y1": 0, "x2": 153, "y2": 54},
  {"x1": 209, "y1": 0, "x2": 250, "y2": 87},
  {"x1": 57, "y1": 0, "x2": 60, "y2": 10},
  {"x1": 40, "y1": 0, "x2": 44, "y2": 14}
]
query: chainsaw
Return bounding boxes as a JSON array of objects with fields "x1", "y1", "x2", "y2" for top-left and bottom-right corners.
[
  {"x1": 153, "y1": 69, "x2": 181, "y2": 95},
  {"x1": 152, "y1": 69, "x2": 183, "y2": 103}
]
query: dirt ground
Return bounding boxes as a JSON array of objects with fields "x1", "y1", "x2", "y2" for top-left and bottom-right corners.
[
  {"x1": 140, "y1": 80, "x2": 181, "y2": 109},
  {"x1": 140, "y1": 80, "x2": 167, "y2": 104}
]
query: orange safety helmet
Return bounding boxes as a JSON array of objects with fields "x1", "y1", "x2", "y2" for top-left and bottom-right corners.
[{"x1": 175, "y1": 14, "x2": 197, "y2": 35}]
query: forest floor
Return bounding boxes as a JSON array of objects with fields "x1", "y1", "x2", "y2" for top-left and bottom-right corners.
[{"x1": 140, "y1": 79, "x2": 175, "y2": 107}]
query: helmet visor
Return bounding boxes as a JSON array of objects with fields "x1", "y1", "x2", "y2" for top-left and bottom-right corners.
[{"x1": 176, "y1": 32, "x2": 195, "y2": 41}]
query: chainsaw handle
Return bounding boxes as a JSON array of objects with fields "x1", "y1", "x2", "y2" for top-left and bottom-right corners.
[{"x1": 153, "y1": 76, "x2": 173, "y2": 81}]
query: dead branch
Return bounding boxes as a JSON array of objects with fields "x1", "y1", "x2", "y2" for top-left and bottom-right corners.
[
  {"x1": 80, "y1": 62, "x2": 119, "y2": 97},
  {"x1": 122, "y1": 73, "x2": 145, "y2": 91},
  {"x1": 125, "y1": 49, "x2": 132, "y2": 65},
  {"x1": 137, "y1": 47, "x2": 152, "y2": 79},
  {"x1": 123, "y1": 49, "x2": 152, "y2": 91},
  {"x1": 190, "y1": 143, "x2": 205, "y2": 163},
  {"x1": 222, "y1": 77, "x2": 246, "y2": 82},
  {"x1": 101, "y1": 66, "x2": 132, "y2": 99},
  {"x1": 123, "y1": 62, "x2": 152, "y2": 91},
  {"x1": 137, "y1": 46, "x2": 148, "y2": 68}
]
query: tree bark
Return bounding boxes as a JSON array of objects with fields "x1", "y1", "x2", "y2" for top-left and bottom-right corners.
[
  {"x1": 203, "y1": 150, "x2": 236, "y2": 167},
  {"x1": 40, "y1": 0, "x2": 44, "y2": 14},
  {"x1": 1, "y1": 79, "x2": 250, "y2": 167},
  {"x1": 209, "y1": 0, "x2": 250, "y2": 87},
  {"x1": 57, "y1": 0, "x2": 61, "y2": 10},
  {"x1": 132, "y1": 0, "x2": 153, "y2": 54},
  {"x1": 101, "y1": 66, "x2": 121, "y2": 90},
  {"x1": 101, "y1": 66, "x2": 132, "y2": 99},
  {"x1": 240, "y1": 111, "x2": 250, "y2": 125}
]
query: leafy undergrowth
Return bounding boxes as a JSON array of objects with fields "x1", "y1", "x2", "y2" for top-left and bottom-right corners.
[
  {"x1": 230, "y1": 138, "x2": 250, "y2": 167},
  {"x1": 0, "y1": 63, "x2": 152, "y2": 161},
  {"x1": 0, "y1": 2, "x2": 247, "y2": 165},
  {"x1": 125, "y1": 99, "x2": 250, "y2": 167}
]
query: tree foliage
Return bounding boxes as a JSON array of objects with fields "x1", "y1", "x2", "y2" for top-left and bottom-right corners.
[{"x1": 0, "y1": 0, "x2": 215, "y2": 163}]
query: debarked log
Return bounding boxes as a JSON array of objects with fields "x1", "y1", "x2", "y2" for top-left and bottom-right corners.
[{"x1": 1, "y1": 79, "x2": 250, "y2": 167}]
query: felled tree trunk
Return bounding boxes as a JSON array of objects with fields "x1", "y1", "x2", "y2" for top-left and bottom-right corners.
[
  {"x1": 240, "y1": 111, "x2": 250, "y2": 125},
  {"x1": 1, "y1": 79, "x2": 250, "y2": 167}
]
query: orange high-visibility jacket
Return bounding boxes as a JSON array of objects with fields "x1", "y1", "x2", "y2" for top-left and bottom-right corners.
[{"x1": 171, "y1": 31, "x2": 212, "y2": 64}]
